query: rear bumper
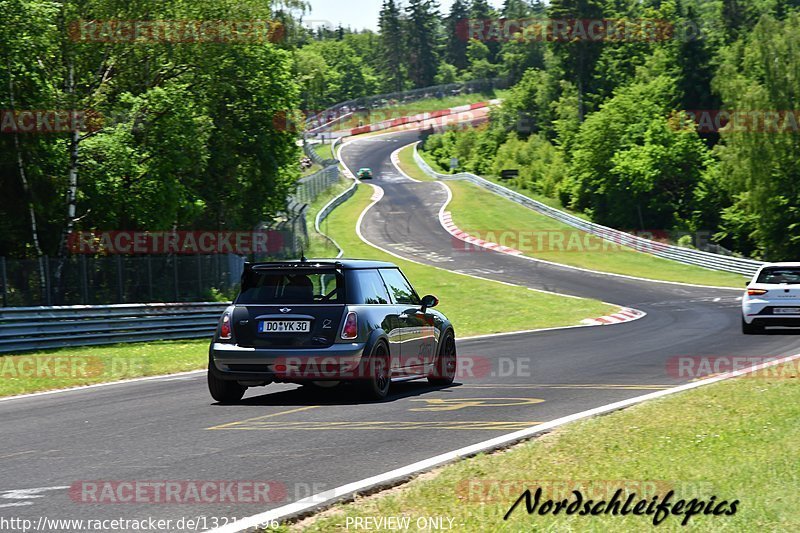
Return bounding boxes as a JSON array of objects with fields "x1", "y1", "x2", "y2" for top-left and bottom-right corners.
[
  {"x1": 210, "y1": 342, "x2": 368, "y2": 381},
  {"x1": 747, "y1": 316, "x2": 800, "y2": 327}
]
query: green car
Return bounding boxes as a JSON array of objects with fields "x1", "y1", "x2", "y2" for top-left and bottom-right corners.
[{"x1": 357, "y1": 168, "x2": 373, "y2": 180}]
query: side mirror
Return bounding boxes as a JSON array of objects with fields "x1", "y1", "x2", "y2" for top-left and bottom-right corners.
[
  {"x1": 421, "y1": 294, "x2": 439, "y2": 312},
  {"x1": 745, "y1": 281, "x2": 750, "y2": 287}
]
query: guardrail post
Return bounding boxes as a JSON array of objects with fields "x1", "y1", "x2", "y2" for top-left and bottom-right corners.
[
  {"x1": 1, "y1": 256, "x2": 7, "y2": 307},
  {"x1": 116, "y1": 255, "x2": 124, "y2": 303},
  {"x1": 173, "y1": 257, "x2": 179, "y2": 302},
  {"x1": 80, "y1": 254, "x2": 88, "y2": 304},
  {"x1": 197, "y1": 255, "x2": 203, "y2": 296},
  {"x1": 43, "y1": 255, "x2": 51, "y2": 306},
  {"x1": 146, "y1": 256, "x2": 153, "y2": 302}
]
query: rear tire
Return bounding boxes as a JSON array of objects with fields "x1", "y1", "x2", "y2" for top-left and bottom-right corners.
[
  {"x1": 358, "y1": 342, "x2": 391, "y2": 401},
  {"x1": 208, "y1": 365, "x2": 246, "y2": 403},
  {"x1": 429, "y1": 330, "x2": 456, "y2": 386},
  {"x1": 742, "y1": 317, "x2": 763, "y2": 335}
]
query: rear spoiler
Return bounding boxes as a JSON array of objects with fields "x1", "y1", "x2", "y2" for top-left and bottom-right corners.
[
  {"x1": 239, "y1": 261, "x2": 344, "y2": 292},
  {"x1": 245, "y1": 261, "x2": 343, "y2": 271}
]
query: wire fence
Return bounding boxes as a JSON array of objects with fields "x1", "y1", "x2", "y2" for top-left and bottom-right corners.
[
  {"x1": 294, "y1": 165, "x2": 340, "y2": 205},
  {"x1": 1, "y1": 161, "x2": 346, "y2": 307}
]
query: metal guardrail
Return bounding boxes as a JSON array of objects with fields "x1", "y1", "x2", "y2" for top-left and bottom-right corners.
[
  {"x1": 303, "y1": 141, "x2": 338, "y2": 167},
  {"x1": 315, "y1": 181, "x2": 358, "y2": 259},
  {"x1": 314, "y1": 138, "x2": 356, "y2": 259},
  {"x1": 413, "y1": 145, "x2": 764, "y2": 277},
  {"x1": 294, "y1": 165, "x2": 340, "y2": 205},
  {"x1": 304, "y1": 78, "x2": 508, "y2": 136},
  {"x1": 0, "y1": 302, "x2": 230, "y2": 353}
]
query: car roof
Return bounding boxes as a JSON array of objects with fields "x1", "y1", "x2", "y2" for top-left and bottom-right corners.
[{"x1": 248, "y1": 258, "x2": 397, "y2": 270}]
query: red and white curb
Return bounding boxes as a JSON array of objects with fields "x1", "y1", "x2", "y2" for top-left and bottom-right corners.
[
  {"x1": 440, "y1": 211, "x2": 646, "y2": 327},
  {"x1": 581, "y1": 307, "x2": 646, "y2": 326},
  {"x1": 327, "y1": 100, "x2": 500, "y2": 138},
  {"x1": 441, "y1": 211, "x2": 524, "y2": 255}
]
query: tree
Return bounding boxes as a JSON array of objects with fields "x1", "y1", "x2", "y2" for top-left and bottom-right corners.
[
  {"x1": 547, "y1": 0, "x2": 605, "y2": 121},
  {"x1": 501, "y1": 0, "x2": 530, "y2": 19},
  {"x1": 565, "y1": 52, "x2": 710, "y2": 230},
  {"x1": 445, "y1": 0, "x2": 470, "y2": 70},
  {"x1": 713, "y1": 14, "x2": 800, "y2": 259},
  {"x1": 0, "y1": 0, "x2": 304, "y2": 304},
  {"x1": 405, "y1": 0, "x2": 441, "y2": 88},
  {"x1": 470, "y1": 0, "x2": 500, "y2": 63},
  {"x1": 379, "y1": 0, "x2": 407, "y2": 92}
]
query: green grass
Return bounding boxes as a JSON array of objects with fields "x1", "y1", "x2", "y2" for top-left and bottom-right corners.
[
  {"x1": 405, "y1": 148, "x2": 745, "y2": 287},
  {"x1": 2, "y1": 175, "x2": 611, "y2": 397},
  {"x1": 329, "y1": 91, "x2": 508, "y2": 132},
  {"x1": 317, "y1": 184, "x2": 615, "y2": 336},
  {"x1": 311, "y1": 142, "x2": 334, "y2": 161},
  {"x1": 444, "y1": 180, "x2": 746, "y2": 287},
  {"x1": 301, "y1": 162, "x2": 323, "y2": 176},
  {"x1": 416, "y1": 147, "x2": 591, "y2": 221},
  {"x1": 396, "y1": 144, "x2": 434, "y2": 182},
  {"x1": 0, "y1": 340, "x2": 208, "y2": 397},
  {"x1": 291, "y1": 362, "x2": 800, "y2": 532},
  {"x1": 305, "y1": 177, "x2": 353, "y2": 258},
  {"x1": 369, "y1": 90, "x2": 509, "y2": 117}
]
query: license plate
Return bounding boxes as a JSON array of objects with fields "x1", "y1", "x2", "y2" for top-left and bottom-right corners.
[
  {"x1": 774, "y1": 308, "x2": 800, "y2": 314},
  {"x1": 259, "y1": 320, "x2": 311, "y2": 333}
]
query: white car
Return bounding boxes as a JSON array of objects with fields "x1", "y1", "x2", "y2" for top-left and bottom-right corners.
[{"x1": 742, "y1": 262, "x2": 800, "y2": 334}]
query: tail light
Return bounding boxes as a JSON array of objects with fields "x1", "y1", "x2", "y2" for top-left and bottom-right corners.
[
  {"x1": 341, "y1": 312, "x2": 358, "y2": 340},
  {"x1": 747, "y1": 289, "x2": 768, "y2": 296},
  {"x1": 219, "y1": 313, "x2": 232, "y2": 340}
]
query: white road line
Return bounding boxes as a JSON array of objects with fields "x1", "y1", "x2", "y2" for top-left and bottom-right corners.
[
  {"x1": 0, "y1": 486, "x2": 70, "y2": 508},
  {"x1": 396, "y1": 141, "x2": 744, "y2": 292},
  {"x1": 343, "y1": 137, "x2": 648, "y2": 331},
  {"x1": 207, "y1": 350, "x2": 800, "y2": 532},
  {"x1": 0, "y1": 370, "x2": 205, "y2": 403}
]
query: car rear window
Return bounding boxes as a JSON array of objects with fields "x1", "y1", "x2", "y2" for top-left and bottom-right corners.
[
  {"x1": 350, "y1": 269, "x2": 390, "y2": 304},
  {"x1": 379, "y1": 268, "x2": 420, "y2": 305},
  {"x1": 237, "y1": 269, "x2": 343, "y2": 304},
  {"x1": 756, "y1": 268, "x2": 800, "y2": 284}
]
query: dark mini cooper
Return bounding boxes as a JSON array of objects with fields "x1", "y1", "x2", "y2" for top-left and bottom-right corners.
[{"x1": 208, "y1": 259, "x2": 457, "y2": 402}]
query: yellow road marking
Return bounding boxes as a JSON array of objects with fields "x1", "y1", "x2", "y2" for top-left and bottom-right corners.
[
  {"x1": 213, "y1": 420, "x2": 541, "y2": 431},
  {"x1": 409, "y1": 397, "x2": 545, "y2": 412},
  {"x1": 206, "y1": 405, "x2": 321, "y2": 430},
  {"x1": 462, "y1": 384, "x2": 671, "y2": 390}
]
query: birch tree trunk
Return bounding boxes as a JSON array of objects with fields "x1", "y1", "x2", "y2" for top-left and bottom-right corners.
[
  {"x1": 53, "y1": 62, "x2": 80, "y2": 303},
  {"x1": 6, "y1": 62, "x2": 46, "y2": 292}
]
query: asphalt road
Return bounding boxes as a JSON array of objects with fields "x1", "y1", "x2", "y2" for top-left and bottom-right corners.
[{"x1": 2, "y1": 129, "x2": 800, "y2": 530}]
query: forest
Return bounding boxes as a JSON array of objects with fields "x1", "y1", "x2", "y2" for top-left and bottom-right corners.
[{"x1": 1, "y1": 0, "x2": 798, "y2": 266}]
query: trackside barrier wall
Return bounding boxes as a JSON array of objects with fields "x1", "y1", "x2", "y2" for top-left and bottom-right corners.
[
  {"x1": 302, "y1": 141, "x2": 338, "y2": 167},
  {"x1": 315, "y1": 137, "x2": 356, "y2": 258},
  {"x1": 304, "y1": 77, "x2": 508, "y2": 135},
  {"x1": 294, "y1": 165, "x2": 340, "y2": 205},
  {"x1": 0, "y1": 302, "x2": 230, "y2": 354},
  {"x1": 413, "y1": 145, "x2": 764, "y2": 277}
]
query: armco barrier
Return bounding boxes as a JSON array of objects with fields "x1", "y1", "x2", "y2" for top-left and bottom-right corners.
[
  {"x1": 304, "y1": 77, "x2": 508, "y2": 135},
  {"x1": 0, "y1": 302, "x2": 229, "y2": 353},
  {"x1": 413, "y1": 145, "x2": 764, "y2": 277},
  {"x1": 303, "y1": 141, "x2": 338, "y2": 167},
  {"x1": 294, "y1": 165, "x2": 340, "y2": 205},
  {"x1": 309, "y1": 137, "x2": 355, "y2": 258},
  {"x1": 315, "y1": 181, "x2": 358, "y2": 260}
]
